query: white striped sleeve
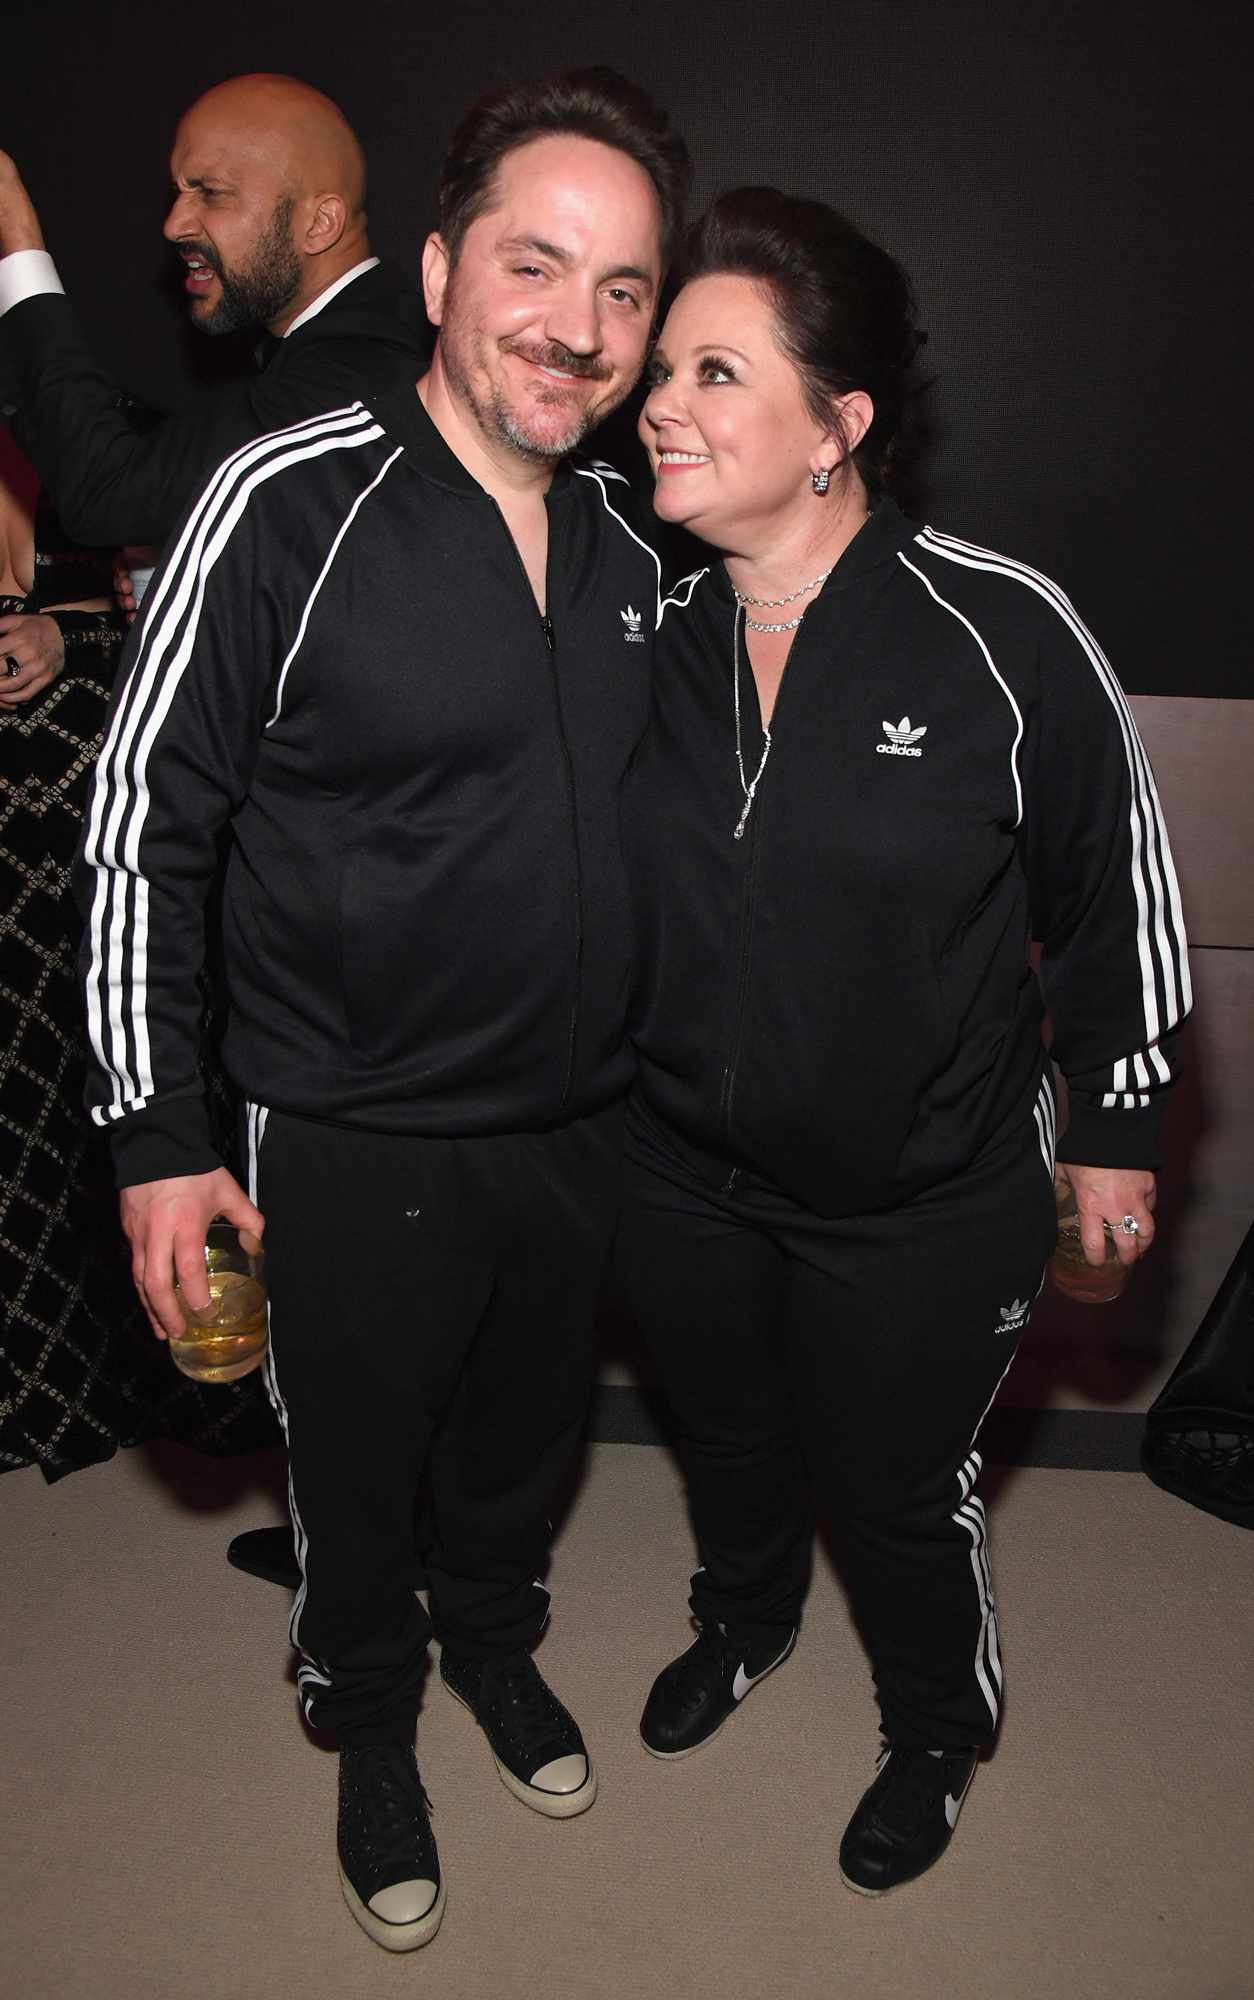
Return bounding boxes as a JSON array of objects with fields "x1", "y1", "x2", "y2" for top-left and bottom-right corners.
[
  {"x1": 80, "y1": 405, "x2": 385, "y2": 1184},
  {"x1": 918, "y1": 529, "x2": 1190, "y2": 1164}
]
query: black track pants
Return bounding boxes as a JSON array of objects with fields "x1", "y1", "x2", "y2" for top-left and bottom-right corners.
[
  {"x1": 615, "y1": 1096, "x2": 1058, "y2": 1750},
  {"x1": 247, "y1": 1101, "x2": 623, "y2": 1746}
]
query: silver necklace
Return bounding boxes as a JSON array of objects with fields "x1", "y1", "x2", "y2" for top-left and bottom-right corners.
[
  {"x1": 743, "y1": 608, "x2": 808, "y2": 633},
  {"x1": 732, "y1": 607, "x2": 772, "y2": 841},
  {"x1": 731, "y1": 566, "x2": 833, "y2": 609}
]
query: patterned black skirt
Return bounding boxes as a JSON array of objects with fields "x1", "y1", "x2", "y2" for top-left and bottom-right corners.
[{"x1": 1, "y1": 600, "x2": 277, "y2": 1479}]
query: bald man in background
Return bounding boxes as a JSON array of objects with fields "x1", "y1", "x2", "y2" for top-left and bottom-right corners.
[{"x1": 0, "y1": 73, "x2": 428, "y2": 547}]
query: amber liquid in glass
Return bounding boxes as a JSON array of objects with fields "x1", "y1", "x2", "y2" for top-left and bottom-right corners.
[
  {"x1": 170, "y1": 1268, "x2": 269, "y2": 1383},
  {"x1": 1049, "y1": 1186, "x2": 1130, "y2": 1305}
]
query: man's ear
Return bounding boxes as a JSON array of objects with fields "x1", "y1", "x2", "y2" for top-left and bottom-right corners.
[
  {"x1": 304, "y1": 194, "x2": 349, "y2": 258},
  {"x1": 421, "y1": 232, "x2": 450, "y2": 325}
]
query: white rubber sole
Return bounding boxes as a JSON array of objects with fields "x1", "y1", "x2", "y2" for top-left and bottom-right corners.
[
  {"x1": 839, "y1": 1848, "x2": 956, "y2": 1898},
  {"x1": 641, "y1": 1715, "x2": 732, "y2": 1761},
  {"x1": 640, "y1": 1630, "x2": 797, "y2": 1760},
  {"x1": 338, "y1": 1861, "x2": 446, "y2": 1951},
  {"x1": 443, "y1": 1677, "x2": 598, "y2": 1819},
  {"x1": 839, "y1": 1867, "x2": 892, "y2": 1898}
]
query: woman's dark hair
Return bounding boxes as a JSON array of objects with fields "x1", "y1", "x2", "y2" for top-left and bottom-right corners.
[
  {"x1": 438, "y1": 67, "x2": 691, "y2": 270},
  {"x1": 677, "y1": 187, "x2": 926, "y2": 495}
]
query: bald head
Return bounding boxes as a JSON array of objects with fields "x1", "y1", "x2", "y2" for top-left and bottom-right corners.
[
  {"x1": 182, "y1": 74, "x2": 367, "y2": 215},
  {"x1": 165, "y1": 72, "x2": 371, "y2": 335}
]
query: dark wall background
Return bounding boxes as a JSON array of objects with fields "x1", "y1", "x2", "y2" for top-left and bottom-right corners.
[{"x1": 9, "y1": 0, "x2": 1251, "y2": 694}]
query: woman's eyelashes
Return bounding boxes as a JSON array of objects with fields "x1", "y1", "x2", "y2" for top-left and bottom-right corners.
[{"x1": 644, "y1": 352, "x2": 739, "y2": 389}]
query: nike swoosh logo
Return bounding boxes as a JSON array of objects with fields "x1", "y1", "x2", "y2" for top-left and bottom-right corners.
[
  {"x1": 731, "y1": 1633, "x2": 795, "y2": 1702},
  {"x1": 945, "y1": 1767, "x2": 975, "y2": 1828}
]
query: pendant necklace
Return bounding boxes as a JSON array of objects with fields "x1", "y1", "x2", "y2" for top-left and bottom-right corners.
[
  {"x1": 728, "y1": 528, "x2": 867, "y2": 833},
  {"x1": 732, "y1": 606, "x2": 772, "y2": 841}
]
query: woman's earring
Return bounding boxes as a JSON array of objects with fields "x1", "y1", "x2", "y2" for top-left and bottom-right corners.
[{"x1": 812, "y1": 467, "x2": 831, "y2": 495}]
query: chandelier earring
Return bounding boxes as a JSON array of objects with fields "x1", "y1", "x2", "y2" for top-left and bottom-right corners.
[{"x1": 811, "y1": 467, "x2": 831, "y2": 495}]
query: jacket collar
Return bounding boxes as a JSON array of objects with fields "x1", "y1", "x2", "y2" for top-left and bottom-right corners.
[
  {"x1": 368, "y1": 381, "x2": 576, "y2": 502},
  {"x1": 703, "y1": 498, "x2": 919, "y2": 609},
  {"x1": 252, "y1": 259, "x2": 427, "y2": 373},
  {"x1": 283, "y1": 258, "x2": 381, "y2": 338}
]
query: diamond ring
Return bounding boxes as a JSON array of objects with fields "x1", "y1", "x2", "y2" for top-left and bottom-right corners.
[{"x1": 1115, "y1": 1215, "x2": 1140, "y2": 1235}]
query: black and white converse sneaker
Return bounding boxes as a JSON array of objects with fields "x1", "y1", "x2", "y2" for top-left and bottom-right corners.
[
  {"x1": 336, "y1": 1744, "x2": 445, "y2": 1951},
  {"x1": 640, "y1": 1620, "x2": 796, "y2": 1758},
  {"x1": 440, "y1": 1647, "x2": 597, "y2": 1818},
  {"x1": 838, "y1": 1742, "x2": 978, "y2": 1896}
]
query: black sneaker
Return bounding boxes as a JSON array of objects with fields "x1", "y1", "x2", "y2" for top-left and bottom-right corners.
[
  {"x1": 440, "y1": 1647, "x2": 597, "y2": 1818},
  {"x1": 640, "y1": 1620, "x2": 796, "y2": 1758},
  {"x1": 226, "y1": 1526, "x2": 301, "y2": 1590},
  {"x1": 839, "y1": 1743, "x2": 978, "y2": 1896},
  {"x1": 336, "y1": 1744, "x2": 445, "y2": 1951}
]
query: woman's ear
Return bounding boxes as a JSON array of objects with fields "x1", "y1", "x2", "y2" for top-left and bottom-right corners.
[{"x1": 829, "y1": 389, "x2": 874, "y2": 465}]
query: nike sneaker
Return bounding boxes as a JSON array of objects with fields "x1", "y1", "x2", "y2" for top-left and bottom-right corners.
[
  {"x1": 839, "y1": 1741, "x2": 978, "y2": 1894},
  {"x1": 640, "y1": 1619, "x2": 796, "y2": 1758}
]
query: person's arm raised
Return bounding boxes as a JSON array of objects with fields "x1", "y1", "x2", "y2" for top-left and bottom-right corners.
[{"x1": 0, "y1": 151, "x2": 46, "y2": 258}]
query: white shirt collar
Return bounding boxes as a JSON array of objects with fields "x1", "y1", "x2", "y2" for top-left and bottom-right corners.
[{"x1": 283, "y1": 257, "x2": 381, "y2": 337}]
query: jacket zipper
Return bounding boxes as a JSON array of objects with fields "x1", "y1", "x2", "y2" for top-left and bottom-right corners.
[
  {"x1": 718, "y1": 800, "x2": 761, "y2": 1156},
  {"x1": 490, "y1": 498, "x2": 582, "y2": 1113},
  {"x1": 718, "y1": 622, "x2": 802, "y2": 1160}
]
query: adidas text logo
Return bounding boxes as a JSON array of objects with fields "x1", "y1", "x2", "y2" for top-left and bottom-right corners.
[
  {"x1": 997, "y1": 1296, "x2": 1029, "y2": 1335},
  {"x1": 620, "y1": 604, "x2": 645, "y2": 643},
  {"x1": 876, "y1": 715, "x2": 927, "y2": 757}
]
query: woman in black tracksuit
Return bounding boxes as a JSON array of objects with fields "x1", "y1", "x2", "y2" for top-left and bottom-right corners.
[{"x1": 617, "y1": 189, "x2": 1190, "y2": 1894}]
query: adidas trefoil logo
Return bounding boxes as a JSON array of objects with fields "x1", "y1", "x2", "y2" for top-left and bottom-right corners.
[
  {"x1": 876, "y1": 714, "x2": 927, "y2": 757},
  {"x1": 997, "y1": 1296, "x2": 1029, "y2": 1335},
  {"x1": 620, "y1": 604, "x2": 645, "y2": 643}
]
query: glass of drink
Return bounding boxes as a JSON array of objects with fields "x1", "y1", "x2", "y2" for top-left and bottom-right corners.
[
  {"x1": 170, "y1": 1222, "x2": 268, "y2": 1383},
  {"x1": 1048, "y1": 1180, "x2": 1132, "y2": 1305}
]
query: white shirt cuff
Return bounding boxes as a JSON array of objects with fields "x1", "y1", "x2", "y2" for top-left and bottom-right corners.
[{"x1": 0, "y1": 249, "x2": 64, "y2": 317}]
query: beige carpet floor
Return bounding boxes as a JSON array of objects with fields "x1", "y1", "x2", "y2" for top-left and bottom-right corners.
[{"x1": 2, "y1": 1441, "x2": 1252, "y2": 2000}]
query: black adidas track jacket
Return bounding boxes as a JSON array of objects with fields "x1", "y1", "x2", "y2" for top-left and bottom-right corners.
[
  {"x1": 625, "y1": 500, "x2": 1191, "y2": 1216},
  {"x1": 81, "y1": 391, "x2": 661, "y2": 1186}
]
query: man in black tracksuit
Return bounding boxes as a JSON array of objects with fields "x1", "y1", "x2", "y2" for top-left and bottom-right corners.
[
  {"x1": 0, "y1": 76, "x2": 429, "y2": 1587},
  {"x1": 79, "y1": 70, "x2": 689, "y2": 1951},
  {"x1": 0, "y1": 76, "x2": 428, "y2": 548}
]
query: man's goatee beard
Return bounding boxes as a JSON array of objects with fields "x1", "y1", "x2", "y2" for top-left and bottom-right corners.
[{"x1": 493, "y1": 398, "x2": 593, "y2": 463}]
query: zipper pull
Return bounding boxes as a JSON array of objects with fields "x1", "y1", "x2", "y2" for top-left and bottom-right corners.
[{"x1": 541, "y1": 614, "x2": 555, "y2": 651}]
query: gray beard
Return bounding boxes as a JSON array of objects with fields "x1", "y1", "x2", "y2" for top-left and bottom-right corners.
[
  {"x1": 492, "y1": 390, "x2": 593, "y2": 463},
  {"x1": 441, "y1": 336, "x2": 599, "y2": 465}
]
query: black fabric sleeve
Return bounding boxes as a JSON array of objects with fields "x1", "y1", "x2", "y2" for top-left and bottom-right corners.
[
  {"x1": 2, "y1": 291, "x2": 364, "y2": 546},
  {"x1": 1021, "y1": 602, "x2": 1191, "y2": 1169},
  {"x1": 78, "y1": 444, "x2": 280, "y2": 1186}
]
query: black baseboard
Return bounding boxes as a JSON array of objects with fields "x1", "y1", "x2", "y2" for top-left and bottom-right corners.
[{"x1": 587, "y1": 1386, "x2": 1145, "y2": 1472}]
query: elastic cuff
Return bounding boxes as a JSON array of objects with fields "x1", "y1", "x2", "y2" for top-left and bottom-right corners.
[
  {"x1": 109, "y1": 1093, "x2": 220, "y2": 1188},
  {"x1": 1058, "y1": 1093, "x2": 1166, "y2": 1170}
]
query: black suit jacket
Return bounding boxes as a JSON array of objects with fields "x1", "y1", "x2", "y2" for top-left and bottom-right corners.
[{"x1": 0, "y1": 260, "x2": 430, "y2": 547}]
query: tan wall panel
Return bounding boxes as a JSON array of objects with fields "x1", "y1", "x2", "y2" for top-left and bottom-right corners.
[
  {"x1": 1001, "y1": 943, "x2": 1253, "y2": 1412},
  {"x1": 1129, "y1": 696, "x2": 1254, "y2": 947}
]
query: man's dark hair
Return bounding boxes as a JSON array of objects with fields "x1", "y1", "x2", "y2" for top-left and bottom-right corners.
[
  {"x1": 679, "y1": 187, "x2": 927, "y2": 495},
  {"x1": 438, "y1": 66, "x2": 691, "y2": 269}
]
